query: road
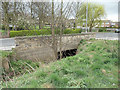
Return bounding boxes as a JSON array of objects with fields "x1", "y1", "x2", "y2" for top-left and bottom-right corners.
[
  {"x1": 0, "y1": 38, "x2": 15, "y2": 50},
  {"x1": 96, "y1": 33, "x2": 119, "y2": 40},
  {"x1": 0, "y1": 33, "x2": 119, "y2": 50}
]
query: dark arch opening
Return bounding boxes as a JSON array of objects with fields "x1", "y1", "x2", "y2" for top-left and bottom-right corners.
[{"x1": 57, "y1": 49, "x2": 77, "y2": 59}]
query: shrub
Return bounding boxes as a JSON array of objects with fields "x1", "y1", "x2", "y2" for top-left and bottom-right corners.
[
  {"x1": 63, "y1": 29, "x2": 82, "y2": 34},
  {"x1": 98, "y1": 28, "x2": 107, "y2": 32},
  {"x1": 63, "y1": 29, "x2": 72, "y2": 34},
  {"x1": 2, "y1": 25, "x2": 5, "y2": 30},
  {"x1": 10, "y1": 29, "x2": 82, "y2": 37},
  {"x1": 72, "y1": 29, "x2": 82, "y2": 34},
  {"x1": 10, "y1": 29, "x2": 51, "y2": 37}
]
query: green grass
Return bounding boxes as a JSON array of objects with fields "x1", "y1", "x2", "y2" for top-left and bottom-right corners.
[
  {"x1": 0, "y1": 30, "x2": 5, "y2": 33},
  {"x1": 0, "y1": 50, "x2": 40, "y2": 82},
  {"x1": 1, "y1": 40, "x2": 118, "y2": 88},
  {"x1": 43, "y1": 26, "x2": 51, "y2": 29},
  {"x1": 0, "y1": 50, "x2": 12, "y2": 58}
]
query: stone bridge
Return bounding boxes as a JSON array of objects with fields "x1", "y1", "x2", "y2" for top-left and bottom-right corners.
[{"x1": 14, "y1": 33, "x2": 95, "y2": 62}]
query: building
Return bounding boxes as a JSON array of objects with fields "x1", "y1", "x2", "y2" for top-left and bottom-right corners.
[
  {"x1": 111, "y1": 22, "x2": 118, "y2": 27},
  {"x1": 100, "y1": 20, "x2": 111, "y2": 27},
  {"x1": 66, "y1": 19, "x2": 119, "y2": 29},
  {"x1": 100, "y1": 20, "x2": 118, "y2": 28}
]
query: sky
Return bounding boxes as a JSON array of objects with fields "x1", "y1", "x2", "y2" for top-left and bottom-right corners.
[
  {"x1": 55, "y1": 0, "x2": 119, "y2": 22},
  {"x1": 3, "y1": 0, "x2": 119, "y2": 22},
  {"x1": 88, "y1": 0, "x2": 119, "y2": 22},
  {"x1": 59, "y1": 0, "x2": 119, "y2": 22}
]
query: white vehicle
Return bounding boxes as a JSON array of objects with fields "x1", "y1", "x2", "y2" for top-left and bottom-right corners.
[{"x1": 115, "y1": 29, "x2": 120, "y2": 33}]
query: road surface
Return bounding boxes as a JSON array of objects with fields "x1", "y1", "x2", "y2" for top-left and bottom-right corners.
[
  {"x1": 0, "y1": 38, "x2": 15, "y2": 50},
  {"x1": 96, "y1": 33, "x2": 119, "y2": 40}
]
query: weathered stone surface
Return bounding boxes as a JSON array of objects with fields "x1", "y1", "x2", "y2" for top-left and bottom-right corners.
[
  {"x1": 15, "y1": 46, "x2": 56, "y2": 63},
  {"x1": 14, "y1": 33, "x2": 95, "y2": 62}
]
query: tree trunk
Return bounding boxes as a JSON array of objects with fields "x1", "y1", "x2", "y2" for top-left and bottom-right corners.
[
  {"x1": 75, "y1": 2, "x2": 79, "y2": 29},
  {"x1": 4, "y1": 3, "x2": 9, "y2": 32},
  {"x1": 52, "y1": 0, "x2": 57, "y2": 60},
  {"x1": 13, "y1": 2, "x2": 17, "y2": 31},
  {"x1": 89, "y1": 23, "x2": 92, "y2": 32},
  {"x1": 31, "y1": 1, "x2": 33, "y2": 18},
  {"x1": 38, "y1": 15, "x2": 41, "y2": 29},
  {"x1": 0, "y1": 2, "x2": 1, "y2": 31},
  {"x1": 41, "y1": 4, "x2": 44, "y2": 29},
  {"x1": 30, "y1": 1, "x2": 33, "y2": 30},
  {"x1": 59, "y1": 0, "x2": 63, "y2": 60},
  {"x1": 39, "y1": 21, "x2": 41, "y2": 29}
]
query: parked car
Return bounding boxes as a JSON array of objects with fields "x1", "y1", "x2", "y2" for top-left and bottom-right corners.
[{"x1": 115, "y1": 29, "x2": 120, "y2": 33}]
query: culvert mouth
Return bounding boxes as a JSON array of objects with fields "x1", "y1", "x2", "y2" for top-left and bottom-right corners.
[{"x1": 57, "y1": 49, "x2": 77, "y2": 59}]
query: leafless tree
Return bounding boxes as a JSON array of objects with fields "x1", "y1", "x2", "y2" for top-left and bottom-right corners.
[
  {"x1": 51, "y1": 0, "x2": 57, "y2": 60},
  {"x1": 0, "y1": 1, "x2": 2, "y2": 30},
  {"x1": 59, "y1": 0, "x2": 63, "y2": 60},
  {"x1": 2, "y1": 2, "x2": 10, "y2": 31}
]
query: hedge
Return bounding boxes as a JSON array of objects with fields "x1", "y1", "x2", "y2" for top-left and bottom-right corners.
[
  {"x1": 98, "y1": 28, "x2": 107, "y2": 32},
  {"x1": 10, "y1": 29, "x2": 51, "y2": 37},
  {"x1": 55, "y1": 29, "x2": 82, "y2": 34},
  {"x1": 10, "y1": 29, "x2": 82, "y2": 37}
]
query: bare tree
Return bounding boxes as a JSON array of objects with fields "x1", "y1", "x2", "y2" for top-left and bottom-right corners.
[
  {"x1": 31, "y1": 1, "x2": 51, "y2": 29},
  {"x1": 51, "y1": 0, "x2": 57, "y2": 60},
  {"x1": 70, "y1": 1, "x2": 83, "y2": 29},
  {"x1": 0, "y1": 1, "x2": 2, "y2": 30},
  {"x1": 11, "y1": 2, "x2": 19, "y2": 31},
  {"x1": 59, "y1": 0, "x2": 63, "y2": 60},
  {"x1": 2, "y1": 2, "x2": 10, "y2": 31}
]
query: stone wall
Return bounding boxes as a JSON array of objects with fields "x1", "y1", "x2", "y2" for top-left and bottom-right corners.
[{"x1": 14, "y1": 33, "x2": 95, "y2": 63}]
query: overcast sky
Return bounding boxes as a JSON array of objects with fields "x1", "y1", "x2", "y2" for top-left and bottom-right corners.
[
  {"x1": 57, "y1": 0, "x2": 119, "y2": 22},
  {"x1": 6, "y1": 0, "x2": 119, "y2": 22},
  {"x1": 88, "y1": 0, "x2": 119, "y2": 22},
  {"x1": 60, "y1": 0, "x2": 119, "y2": 22}
]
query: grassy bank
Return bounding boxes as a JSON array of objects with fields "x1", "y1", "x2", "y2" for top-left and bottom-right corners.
[
  {"x1": 0, "y1": 50, "x2": 12, "y2": 58},
  {"x1": 1, "y1": 39, "x2": 118, "y2": 88}
]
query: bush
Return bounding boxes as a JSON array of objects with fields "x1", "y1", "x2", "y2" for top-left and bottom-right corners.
[
  {"x1": 63, "y1": 29, "x2": 82, "y2": 34},
  {"x1": 63, "y1": 29, "x2": 72, "y2": 34},
  {"x1": 10, "y1": 29, "x2": 82, "y2": 37},
  {"x1": 73, "y1": 29, "x2": 82, "y2": 33},
  {"x1": 2, "y1": 25, "x2": 5, "y2": 30},
  {"x1": 98, "y1": 28, "x2": 107, "y2": 32},
  {"x1": 10, "y1": 29, "x2": 52, "y2": 37}
]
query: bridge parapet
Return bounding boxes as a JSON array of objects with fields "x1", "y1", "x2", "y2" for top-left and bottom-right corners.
[{"x1": 14, "y1": 33, "x2": 95, "y2": 62}]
